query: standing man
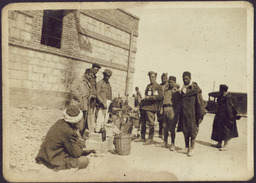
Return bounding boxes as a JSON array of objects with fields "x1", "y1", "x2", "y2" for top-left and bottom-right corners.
[
  {"x1": 134, "y1": 87, "x2": 142, "y2": 108},
  {"x1": 157, "y1": 73, "x2": 168, "y2": 138},
  {"x1": 135, "y1": 71, "x2": 163, "y2": 145},
  {"x1": 158, "y1": 76, "x2": 181, "y2": 150},
  {"x1": 95, "y1": 69, "x2": 112, "y2": 133},
  {"x1": 70, "y1": 68, "x2": 94, "y2": 138},
  {"x1": 89, "y1": 63, "x2": 101, "y2": 132},
  {"x1": 211, "y1": 84, "x2": 239, "y2": 151},
  {"x1": 177, "y1": 71, "x2": 205, "y2": 157}
]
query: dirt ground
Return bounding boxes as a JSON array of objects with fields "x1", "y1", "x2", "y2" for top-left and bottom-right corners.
[{"x1": 4, "y1": 107, "x2": 253, "y2": 182}]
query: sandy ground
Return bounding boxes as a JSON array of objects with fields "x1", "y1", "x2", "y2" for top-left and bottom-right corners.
[{"x1": 3, "y1": 107, "x2": 253, "y2": 182}]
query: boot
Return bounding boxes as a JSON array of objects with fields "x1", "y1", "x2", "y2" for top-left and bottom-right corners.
[{"x1": 143, "y1": 139, "x2": 153, "y2": 145}]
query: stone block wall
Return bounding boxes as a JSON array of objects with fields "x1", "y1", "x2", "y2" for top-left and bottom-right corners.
[{"x1": 8, "y1": 9, "x2": 139, "y2": 108}]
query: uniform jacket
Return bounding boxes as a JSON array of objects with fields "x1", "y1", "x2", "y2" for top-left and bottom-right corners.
[
  {"x1": 35, "y1": 119, "x2": 85, "y2": 171},
  {"x1": 97, "y1": 79, "x2": 112, "y2": 106},
  {"x1": 70, "y1": 75, "x2": 91, "y2": 111},
  {"x1": 177, "y1": 82, "x2": 206, "y2": 134},
  {"x1": 90, "y1": 73, "x2": 97, "y2": 98},
  {"x1": 140, "y1": 81, "x2": 163, "y2": 112}
]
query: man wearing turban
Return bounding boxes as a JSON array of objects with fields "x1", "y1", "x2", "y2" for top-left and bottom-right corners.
[{"x1": 35, "y1": 106, "x2": 96, "y2": 171}]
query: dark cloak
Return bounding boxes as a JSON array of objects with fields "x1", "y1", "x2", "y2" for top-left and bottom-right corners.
[
  {"x1": 211, "y1": 93, "x2": 239, "y2": 142},
  {"x1": 177, "y1": 82, "x2": 206, "y2": 138}
]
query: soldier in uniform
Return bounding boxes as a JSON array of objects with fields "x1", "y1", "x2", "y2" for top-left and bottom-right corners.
[
  {"x1": 70, "y1": 68, "x2": 94, "y2": 138},
  {"x1": 157, "y1": 73, "x2": 168, "y2": 138},
  {"x1": 157, "y1": 76, "x2": 181, "y2": 151},
  {"x1": 89, "y1": 63, "x2": 101, "y2": 132},
  {"x1": 135, "y1": 71, "x2": 163, "y2": 145},
  {"x1": 95, "y1": 69, "x2": 112, "y2": 133}
]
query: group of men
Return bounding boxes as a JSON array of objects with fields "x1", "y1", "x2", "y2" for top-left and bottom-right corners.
[
  {"x1": 36, "y1": 63, "x2": 114, "y2": 171},
  {"x1": 70, "y1": 63, "x2": 113, "y2": 137},
  {"x1": 35, "y1": 66, "x2": 239, "y2": 171},
  {"x1": 135, "y1": 71, "x2": 239, "y2": 157}
]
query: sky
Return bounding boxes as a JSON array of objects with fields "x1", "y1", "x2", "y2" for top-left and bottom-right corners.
[{"x1": 125, "y1": 6, "x2": 248, "y2": 99}]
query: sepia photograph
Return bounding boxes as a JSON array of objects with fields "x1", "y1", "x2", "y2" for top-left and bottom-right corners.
[{"x1": 2, "y1": 1, "x2": 254, "y2": 182}]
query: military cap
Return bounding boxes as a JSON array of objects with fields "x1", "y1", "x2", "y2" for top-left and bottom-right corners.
[
  {"x1": 219, "y1": 84, "x2": 228, "y2": 92},
  {"x1": 182, "y1": 71, "x2": 191, "y2": 78},
  {"x1": 84, "y1": 68, "x2": 93, "y2": 74},
  {"x1": 103, "y1": 69, "x2": 112, "y2": 76},
  {"x1": 169, "y1": 76, "x2": 176, "y2": 82},
  {"x1": 148, "y1": 71, "x2": 157, "y2": 77},
  {"x1": 161, "y1": 73, "x2": 168, "y2": 78},
  {"x1": 92, "y1": 63, "x2": 101, "y2": 69}
]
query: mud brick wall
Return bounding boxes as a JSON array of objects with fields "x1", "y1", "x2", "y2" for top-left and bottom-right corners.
[{"x1": 8, "y1": 9, "x2": 139, "y2": 108}]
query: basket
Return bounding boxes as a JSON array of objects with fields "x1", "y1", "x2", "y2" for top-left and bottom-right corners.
[
  {"x1": 120, "y1": 122, "x2": 133, "y2": 134},
  {"x1": 130, "y1": 116, "x2": 140, "y2": 128},
  {"x1": 114, "y1": 134, "x2": 132, "y2": 155}
]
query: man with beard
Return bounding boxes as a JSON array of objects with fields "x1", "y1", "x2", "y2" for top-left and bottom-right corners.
[
  {"x1": 211, "y1": 84, "x2": 239, "y2": 151},
  {"x1": 135, "y1": 71, "x2": 163, "y2": 145},
  {"x1": 177, "y1": 71, "x2": 205, "y2": 157},
  {"x1": 157, "y1": 73, "x2": 168, "y2": 138}
]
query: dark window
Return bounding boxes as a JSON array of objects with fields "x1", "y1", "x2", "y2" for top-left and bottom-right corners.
[{"x1": 41, "y1": 10, "x2": 64, "y2": 48}]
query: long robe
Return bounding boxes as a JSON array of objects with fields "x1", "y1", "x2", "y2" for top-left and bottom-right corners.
[
  {"x1": 211, "y1": 94, "x2": 239, "y2": 142},
  {"x1": 36, "y1": 119, "x2": 85, "y2": 171},
  {"x1": 177, "y1": 82, "x2": 205, "y2": 138}
]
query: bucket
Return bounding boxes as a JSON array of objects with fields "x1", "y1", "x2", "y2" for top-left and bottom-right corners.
[{"x1": 114, "y1": 133, "x2": 132, "y2": 155}]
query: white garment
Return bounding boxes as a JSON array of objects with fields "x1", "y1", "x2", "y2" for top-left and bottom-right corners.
[
  {"x1": 181, "y1": 81, "x2": 193, "y2": 94},
  {"x1": 95, "y1": 100, "x2": 111, "y2": 132}
]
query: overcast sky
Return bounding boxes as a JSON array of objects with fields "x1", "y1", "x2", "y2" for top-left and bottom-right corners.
[{"x1": 126, "y1": 6, "x2": 248, "y2": 99}]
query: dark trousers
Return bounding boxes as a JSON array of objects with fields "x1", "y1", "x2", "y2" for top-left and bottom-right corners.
[{"x1": 140, "y1": 110, "x2": 156, "y2": 140}]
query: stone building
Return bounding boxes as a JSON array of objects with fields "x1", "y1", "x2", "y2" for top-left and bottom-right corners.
[{"x1": 8, "y1": 9, "x2": 139, "y2": 108}]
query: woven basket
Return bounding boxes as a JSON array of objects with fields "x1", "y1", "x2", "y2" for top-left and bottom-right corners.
[
  {"x1": 130, "y1": 116, "x2": 140, "y2": 128},
  {"x1": 114, "y1": 134, "x2": 132, "y2": 155}
]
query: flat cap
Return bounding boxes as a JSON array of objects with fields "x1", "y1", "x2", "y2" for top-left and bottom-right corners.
[
  {"x1": 92, "y1": 63, "x2": 101, "y2": 69},
  {"x1": 103, "y1": 69, "x2": 112, "y2": 76},
  {"x1": 169, "y1": 76, "x2": 176, "y2": 82}
]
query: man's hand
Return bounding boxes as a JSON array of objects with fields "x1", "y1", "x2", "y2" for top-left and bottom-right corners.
[{"x1": 90, "y1": 149, "x2": 96, "y2": 154}]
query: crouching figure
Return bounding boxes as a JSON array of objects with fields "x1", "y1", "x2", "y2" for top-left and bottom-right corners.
[{"x1": 35, "y1": 105, "x2": 96, "y2": 171}]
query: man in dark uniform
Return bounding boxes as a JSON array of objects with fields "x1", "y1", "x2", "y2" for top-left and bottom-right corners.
[
  {"x1": 157, "y1": 73, "x2": 168, "y2": 138},
  {"x1": 177, "y1": 71, "x2": 205, "y2": 157},
  {"x1": 211, "y1": 84, "x2": 239, "y2": 151},
  {"x1": 135, "y1": 71, "x2": 163, "y2": 145},
  {"x1": 89, "y1": 63, "x2": 101, "y2": 132}
]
